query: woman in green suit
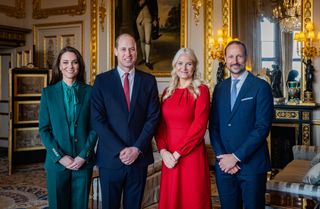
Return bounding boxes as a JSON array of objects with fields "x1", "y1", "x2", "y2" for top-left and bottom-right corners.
[{"x1": 39, "y1": 46, "x2": 97, "y2": 209}]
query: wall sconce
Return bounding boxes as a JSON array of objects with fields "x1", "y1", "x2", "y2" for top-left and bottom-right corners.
[
  {"x1": 192, "y1": 0, "x2": 202, "y2": 25},
  {"x1": 294, "y1": 21, "x2": 320, "y2": 103},
  {"x1": 209, "y1": 28, "x2": 234, "y2": 84}
]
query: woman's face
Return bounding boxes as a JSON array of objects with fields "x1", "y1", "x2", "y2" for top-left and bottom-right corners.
[
  {"x1": 175, "y1": 54, "x2": 195, "y2": 81},
  {"x1": 59, "y1": 52, "x2": 79, "y2": 81}
]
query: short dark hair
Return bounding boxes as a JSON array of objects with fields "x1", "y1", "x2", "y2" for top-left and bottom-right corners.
[
  {"x1": 50, "y1": 46, "x2": 86, "y2": 85},
  {"x1": 224, "y1": 40, "x2": 247, "y2": 57}
]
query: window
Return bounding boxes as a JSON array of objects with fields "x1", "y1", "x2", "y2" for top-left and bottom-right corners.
[
  {"x1": 260, "y1": 17, "x2": 278, "y2": 70},
  {"x1": 292, "y1": 33, "x2": 301, "y2": 80}
]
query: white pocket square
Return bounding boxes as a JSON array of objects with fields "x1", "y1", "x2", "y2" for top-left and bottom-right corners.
[{"x1": 241, "y1": 97, "x2": 253, "y2": 101}]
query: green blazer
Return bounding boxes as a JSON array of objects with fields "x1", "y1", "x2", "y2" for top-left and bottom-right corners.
[{"x1": 39, "y1": 81, "x2": 97, "y2": 171}]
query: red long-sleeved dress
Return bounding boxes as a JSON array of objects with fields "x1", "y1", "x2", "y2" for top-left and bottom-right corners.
[{"x1": 156, "y1": 85, "x2": 212, "y2": 209}]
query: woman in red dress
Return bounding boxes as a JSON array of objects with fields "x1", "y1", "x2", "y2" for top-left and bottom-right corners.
[{"x1": 156, "y1": 48, "x2": 212, "y2": 209}]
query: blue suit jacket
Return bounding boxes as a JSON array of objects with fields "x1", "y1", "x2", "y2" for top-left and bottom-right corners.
[
  {"x1": 91, "y1": 68, "x2": 160, "y2": 169},
  {"x1": 209, "y1": 72, "x2": 274, "y2": 174}
]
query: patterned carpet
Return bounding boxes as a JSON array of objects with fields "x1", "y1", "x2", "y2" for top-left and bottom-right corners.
[
  {"x1": 0, "y1": 157, "x2": 48, "y2": 209},
  {"x1": 0, "y1": 155, "x2": 220, "y2": 209}
]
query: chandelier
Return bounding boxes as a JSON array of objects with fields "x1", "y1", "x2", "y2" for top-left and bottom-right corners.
[{"x1": 272, "y1": 0, "x2": 301, "y2": 32}]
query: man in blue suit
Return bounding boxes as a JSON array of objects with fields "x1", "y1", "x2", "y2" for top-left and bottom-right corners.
[
  {"x1": 209, "y1": 40, "x2": 274, "y2": 209},
  {"x1": 91, "y1": 33, "x2": 160, "y2": 209}
]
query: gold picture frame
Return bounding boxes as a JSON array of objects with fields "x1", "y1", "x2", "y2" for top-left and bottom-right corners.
[
  {"x1": 33, "y1": 21, "x2": 84, "y2": 69},
  {"x1": 14, "y1": 74, "x2": 47, "y2": 97},
  {"x1": 32, "y1": 0, "x2": 86, "y2": 19},
  {"x1": 14, "y1": 101, "x2": 40, "y2": 124},
  {"x1": 111, "y1": 0, "x2": 187, "y2": 77},
  {"x1": 0, "y1": 0, "x2": 25, "y2": 18},
  {"x1": 14, "y1": 127, "x2": 44, "y2": 151}
]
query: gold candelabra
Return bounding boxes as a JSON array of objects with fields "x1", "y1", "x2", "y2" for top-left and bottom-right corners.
[
  {"x1": 208, "y1": 29, "x2": 235, "y2": 84},
  {"x1": 293, "y1": 21, "x2": 320, "y2": 103},
  {"x1": 294, "y1": 22, "x2": 320, "y2": 59},
  {"x1": 209, "y1": 29, "x2": 234, "y2": 62}
]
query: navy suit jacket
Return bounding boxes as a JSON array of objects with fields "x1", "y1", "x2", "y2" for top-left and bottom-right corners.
[
  {"x1": 91, "y1": 68, "x2": 160, "y2": 169},
  {"x1": 209, "y1": 72, "x2": 274, "y2": 174}
]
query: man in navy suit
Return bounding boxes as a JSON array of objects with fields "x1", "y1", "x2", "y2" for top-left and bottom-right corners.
[
  {"x1": 91, "y1": 33, "x2": 160, "y2": 209},
  {"x1": 209, "y1": 40, "x2": 274, "y2": 209}
]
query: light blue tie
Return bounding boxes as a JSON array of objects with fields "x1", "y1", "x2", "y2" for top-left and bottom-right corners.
[{"x1": 231, "y1": 79, "x2": 240, "y2": 110}]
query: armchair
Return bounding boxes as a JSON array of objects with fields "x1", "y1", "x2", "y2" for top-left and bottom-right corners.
[{"x1": 267, "y1": 145, "x2": 320, "y2": 199}]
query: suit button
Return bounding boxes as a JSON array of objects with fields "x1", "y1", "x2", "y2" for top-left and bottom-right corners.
[
  {"x1": 74, "y1": 138, "x2": 78, "y2": 142},
  {"x1": 75, "y1": 123, "x2": 78, "y2": 127},
  {"x1": 228, "y1": 124, "x2": 231, "y2": 127}
]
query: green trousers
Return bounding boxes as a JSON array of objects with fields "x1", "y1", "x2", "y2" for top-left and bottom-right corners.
[{"x1": 46, "y1": 168, "x2": 92, "y2": 209}]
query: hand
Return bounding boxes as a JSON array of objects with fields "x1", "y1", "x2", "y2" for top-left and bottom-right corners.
[
  {"x1": 173, "y1": 151, "x2": 181, "y2": 161},
  {"x1": 225, "y1": 165, "x2": 241, "y2": 175},
  {"x1": 66, "y1": 156, "x2": 86, "y2": 170},
  {"x1": 119, "y1": 147, "x2": 140, "y2": 165},
  {"x1": 160, "y1": 149, "x2": 177, "y2": 169},
  {"x1": 152, "y1": 20, "x2": 158, "y2": 27},
  {"x1": 59, "y1": 155, "x2": 74, "y2": 167},
  {"x1": 217, "y1": 154, "x2": 239, "y2": 173}
]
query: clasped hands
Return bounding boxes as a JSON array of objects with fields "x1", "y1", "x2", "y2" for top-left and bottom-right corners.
[
  {"x1": 59, "y1": 155, "x2": 86, "y2": 170},
  {"x1": 217, "y1": 154, "x2": 240, "y2": 175},
  {"x1": 160, "y1": 149, "x2": 181, "y2": 169},
  {"x1": 119, "y1": 147, "x2": 140, "y2": 165}
]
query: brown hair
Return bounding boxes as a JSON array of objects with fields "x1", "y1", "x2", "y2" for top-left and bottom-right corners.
[{"x1": 50, "y1": 46, "x2": 86, "y2": 85}]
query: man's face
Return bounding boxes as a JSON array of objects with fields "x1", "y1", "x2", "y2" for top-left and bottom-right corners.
[
  {"x1": 114, "y1": 35, "x2": 137, "y2": 72},
  {"x1": 225, "y1": 43, "x2": 247, "y2": 78}
]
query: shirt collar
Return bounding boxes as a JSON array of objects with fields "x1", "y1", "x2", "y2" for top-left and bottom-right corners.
[
  {"x1": 231, "y1": 70, "x2": 248, "y2": 82},
  {"x1": 117, "y1": 66, "x2": 135, "y2": 78}
]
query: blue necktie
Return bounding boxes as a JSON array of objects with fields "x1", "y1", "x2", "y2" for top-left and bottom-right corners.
[{"x1": 231, "y1": 79, "x2": 240, "y2": 110}]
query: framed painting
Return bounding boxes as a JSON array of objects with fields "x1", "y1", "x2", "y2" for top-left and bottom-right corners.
[
  {"x1": 14, "y1": 101, "x2": 40, "y2": 124},
  {"x1": 14, "y1": 74, "x2": 47, "y2": 97},
  {"x1": 14, "y1": 127, "x2": 44, "y2": 151},
  {"x1": 33, "y1": 21, "x2": 83, "y2": 69},
  {"x1": 112, "y1": 0, "x2": 187, "y2": 77}
]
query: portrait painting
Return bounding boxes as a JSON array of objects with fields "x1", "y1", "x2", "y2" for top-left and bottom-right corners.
[{"x1": 113, "y1": 0, "x2": 187, "y2": 77}]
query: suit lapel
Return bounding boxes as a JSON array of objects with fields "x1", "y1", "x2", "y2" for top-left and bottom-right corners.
[
  {"x1": 128, "y1": 69, "x2": 141, "y2": 122},
  {"x1": 112, "y1": 69, "x2": 130, "y2": 115}
]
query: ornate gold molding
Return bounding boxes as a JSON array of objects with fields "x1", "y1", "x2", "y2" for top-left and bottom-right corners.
[
  {"x1": 302, "y1": 111, "x2": 310, "y2": 121},
  {"x1": 99, "y1": 0, "x2": 107, "y2": 32},
  {"x1": 204, "y1": 0, "x2": 214, "y2": 89},
  {"x1": 32, "y1": 0, "x2": 86, "y2": 19},
  {"x1": 0, "y1": 0, "x2": 25, "y2": 18},
  {"x1": 180, "y1": 0, "x2": 187, "y2": 49},
  {"x1": 222, "y1": 0, "x2": 232, "y2": 35},
  {"x1": 275, "y1": 109, "x2": 299, "y2": 120},
  {"x1": 204, "y1": 0, "x2": 232, "y2": 90},
  {"x1": 90, "y1": 0, "x2": 98, "y2": 85},
  {"x1": 192, "y1": 0, "x2": 202, "y2": 25},
  {"x1": 302, "y1": 123, "x2": 311, "y2": 145},
  {"x1": 300, "y1": 0, "x2": 313, "y2": 103}
]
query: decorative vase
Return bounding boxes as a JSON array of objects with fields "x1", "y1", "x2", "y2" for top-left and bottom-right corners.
[{"x1": 287, "y1": 81, "x2": 300, "y2": 104}]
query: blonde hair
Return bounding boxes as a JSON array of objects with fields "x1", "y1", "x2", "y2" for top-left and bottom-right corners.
[{"x1": 163, "y1": 48, "x2": 207, "y2": 101}]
